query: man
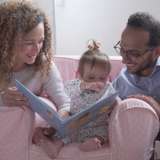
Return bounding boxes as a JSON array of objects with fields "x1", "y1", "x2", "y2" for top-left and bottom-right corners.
[
  {"x1": 113, "y1": 12, "x2": 160, "y2": 115},
  {"x1": 112, "y1": 12, "x2": 160, "y2": 160}
]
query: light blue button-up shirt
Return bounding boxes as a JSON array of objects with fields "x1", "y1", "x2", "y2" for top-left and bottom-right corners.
[{"x1": 112, "y1": 57, "x2": 160, "y2": 101}]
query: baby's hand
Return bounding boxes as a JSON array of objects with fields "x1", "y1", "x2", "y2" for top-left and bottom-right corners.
[
  {"x1": 79, "y1": 137, "x2": 102, "y2": 152},
  {"x1": 80, "y1": 81, "x2": 105, "y2": 92},
  {"x1": 90, "y1": 82, "x2": 105, "y2": 92}
]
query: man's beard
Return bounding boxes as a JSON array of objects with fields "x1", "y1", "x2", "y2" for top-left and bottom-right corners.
[{"x1": 135, "y1": 58, "x2": 157, "y2": 76}]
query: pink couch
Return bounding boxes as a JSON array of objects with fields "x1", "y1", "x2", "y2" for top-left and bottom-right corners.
[
  {"x1": 31, "y1": 56, "x2": 159, "y2": 160},
  {"x1": 54, "y1": 56, "x2": 124, "y2": 81}
]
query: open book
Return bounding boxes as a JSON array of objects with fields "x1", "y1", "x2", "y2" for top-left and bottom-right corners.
[{"x1": 15, "y1": 80, "x2": 118, "y2": 138}]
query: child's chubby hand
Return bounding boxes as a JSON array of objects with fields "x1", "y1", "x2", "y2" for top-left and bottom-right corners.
[{"x1": 80, "y1": 81, "x2": 105, "y2": 92}]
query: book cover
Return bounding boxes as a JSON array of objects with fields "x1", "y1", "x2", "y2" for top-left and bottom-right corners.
[{"x1": 15, "y1": 80, "x2": 117, "y2": 138}]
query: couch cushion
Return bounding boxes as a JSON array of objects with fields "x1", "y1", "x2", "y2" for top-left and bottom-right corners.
[{"x1": 54, "y1": 56, "x2": 123, "y2": 82}]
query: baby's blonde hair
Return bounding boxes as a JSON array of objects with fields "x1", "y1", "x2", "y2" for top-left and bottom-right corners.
[{"x1": 78, "y1": 39, "x2": 111, "y2": 77}]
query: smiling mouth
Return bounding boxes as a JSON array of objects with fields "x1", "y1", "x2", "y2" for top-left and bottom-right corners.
[
  {"x1": 126, "y1": 63, "x2": 134, "y2": 66},
  {"x1": 126, "y1": 63, "x2": 137, "y2": 69}
]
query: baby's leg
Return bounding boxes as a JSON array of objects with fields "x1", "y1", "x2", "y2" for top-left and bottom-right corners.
[
  {"x1": 39, "y1": 136, "x2": 64, "y2": 158},
  {"x1": 79, "y1": 137, "x2": 102, "y2": 152}
]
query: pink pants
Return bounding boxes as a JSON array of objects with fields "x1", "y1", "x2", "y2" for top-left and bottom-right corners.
[
  {"x1": 0, "y1": 98, "x2": 159, "y2": 160},
  {"x1": 0, "y1": 107, "x2": 34, "y2": 160}
]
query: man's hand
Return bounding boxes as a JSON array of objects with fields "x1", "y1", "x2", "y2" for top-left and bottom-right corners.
[{"x1": 128, "y1": 94, "x2": 160, "y2": 118}]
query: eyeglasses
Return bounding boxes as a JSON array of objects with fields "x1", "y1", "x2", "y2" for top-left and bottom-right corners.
[{"x1": 113, "y1": 41, "x2": 154, "y2": 59}]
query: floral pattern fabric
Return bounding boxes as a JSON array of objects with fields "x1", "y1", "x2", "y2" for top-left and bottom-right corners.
[{"x1": 64, "y1": 79, "x2": 116, "y2": 142}]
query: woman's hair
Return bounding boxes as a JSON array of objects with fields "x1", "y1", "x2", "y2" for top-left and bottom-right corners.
[
  {"x1": 0, "y1": 0, "x2": 53, "y2": 86},
  {"x1": 78, "y1": 39, "x2": 111, "y2": 77}
]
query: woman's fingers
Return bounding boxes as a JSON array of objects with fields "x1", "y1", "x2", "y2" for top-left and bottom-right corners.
[{"x1": 1, "y1": 86, "x2": 28, "y2": 107}]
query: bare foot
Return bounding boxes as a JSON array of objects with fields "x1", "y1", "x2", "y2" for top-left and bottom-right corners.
[
  {"x1": 32, "y1": 127, "x2": 44, "y2": 144},
  {"x1": 79, "y1": 137, "x2": 102, "y2": 152},
  {"x1": 39, "y1": 137, "x2": 64, "y2": 158}
]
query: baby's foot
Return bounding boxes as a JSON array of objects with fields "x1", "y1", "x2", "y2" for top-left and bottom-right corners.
[
  {"x1": 39, "y1": 138, "x2": 64, "y2": 158},
  {"x1": 32, "y1": 127, "x2": 44, "y2": 144},
  {"x1": 79, "y1": 137, "x2": 102, "y2": 152}
]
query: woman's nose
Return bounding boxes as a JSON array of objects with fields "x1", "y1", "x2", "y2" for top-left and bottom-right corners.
[{"x1": 32, "y1": 43, "x2": 41, "y2": 52}]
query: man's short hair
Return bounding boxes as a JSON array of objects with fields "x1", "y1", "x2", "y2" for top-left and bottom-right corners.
[{"x1": 127, "y1": 12, "x2": 160, "y2": 47}]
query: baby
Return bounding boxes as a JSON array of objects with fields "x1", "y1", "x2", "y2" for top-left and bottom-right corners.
[
  {"x1": 33, "y1": 39, "x2": 117, "y2": 157},
  {"x1": 64, "y1": 40, "x2": 116, "y2": 151}
]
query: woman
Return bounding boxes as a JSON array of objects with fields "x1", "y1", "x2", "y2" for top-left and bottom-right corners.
[{"x1": 0, "y1": 1, "x2": 70, "y2": 160}]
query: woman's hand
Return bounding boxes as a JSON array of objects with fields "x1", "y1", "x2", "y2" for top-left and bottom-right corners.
[
  {"x1": 1, "y1": 86, "x2": 28, "y2": 107},
  {"x1": 128, "y1": 94, "x2": 160, "y2": 118}
]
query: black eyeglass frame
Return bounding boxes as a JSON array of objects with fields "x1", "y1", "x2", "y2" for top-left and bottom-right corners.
[{"x1": 113, "y1": 41, "x2": 154, "y2": 58}]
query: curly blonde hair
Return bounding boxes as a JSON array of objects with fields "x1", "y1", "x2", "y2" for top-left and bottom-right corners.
[{"x1": 0, "y1": 0, "x2": 53, "y2": 87}]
